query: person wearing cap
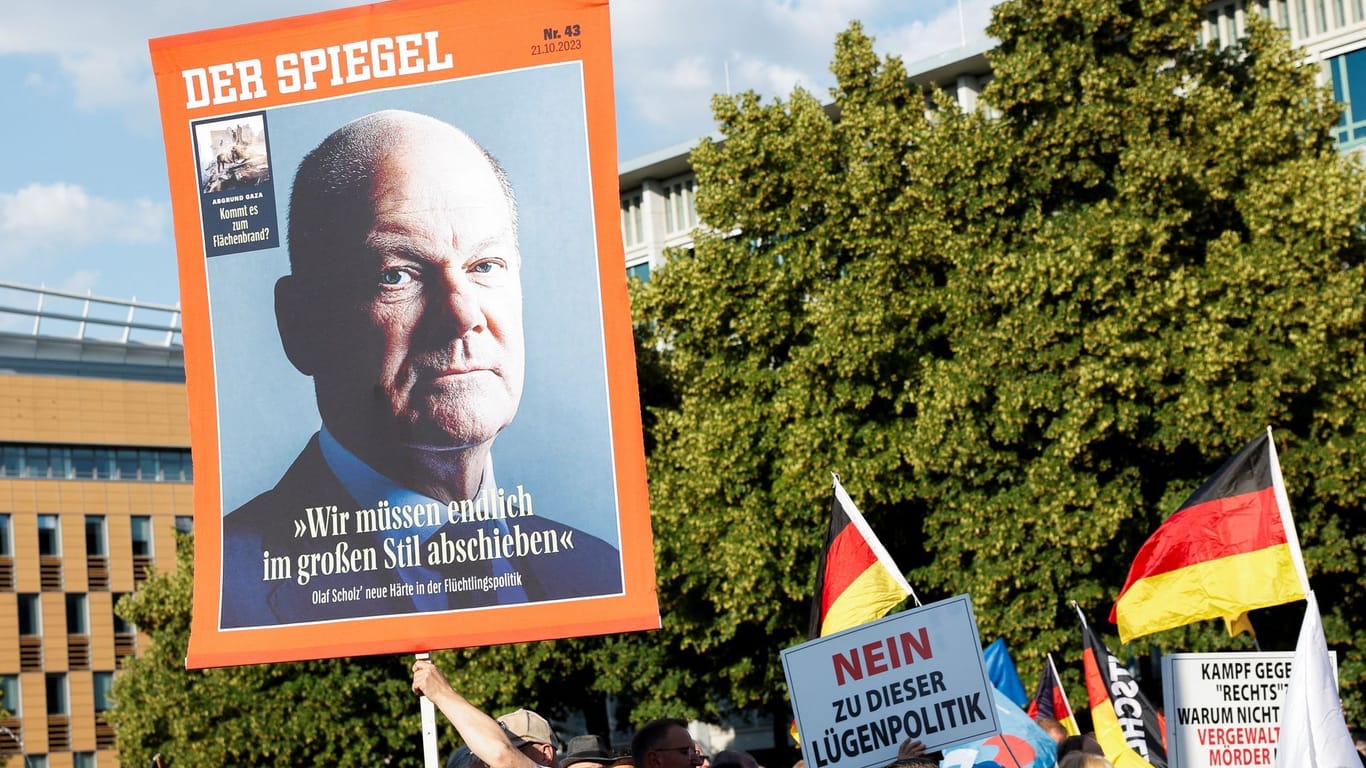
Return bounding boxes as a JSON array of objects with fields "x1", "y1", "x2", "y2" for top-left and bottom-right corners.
[
  {"x1": 498, "y1": 708, "x2": 562, "y2": 768},
  {"x1": 413, "y1": 657, "x2": 551, "y2": 768},
  {"x1": 563, "y1": 735, "x2": 617, "y2": 768}
]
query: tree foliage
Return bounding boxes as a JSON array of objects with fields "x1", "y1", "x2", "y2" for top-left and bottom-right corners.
[
  {"x1": 634, "y1": 0, "x2": 1366, "y2": 728},
  {"x1": 108, "y1": 536, "x2": 426, "y2": 767}
]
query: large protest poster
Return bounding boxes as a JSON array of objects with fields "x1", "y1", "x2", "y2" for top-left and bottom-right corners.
[
  {"x1": 1161, "y1": 652, "x2": 1321, "y2": 768},
  {"x1": 782, "y1": 595, "x2": 1000, "y2": 768},
  {"x1": 149, "y1": 0, "x2": 659, "y2": 668}
]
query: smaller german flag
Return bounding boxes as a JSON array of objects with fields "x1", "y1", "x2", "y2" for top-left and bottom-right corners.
[
  {"x1": 1080, "y1": 612, "x2": 1166, "y2": 768},
  {"x1": 807, "y1": 475, "x2": 914, "y2": 639},
  {"x1": 1026, "y1": 653, "x2": 1079, "y2": 737}
]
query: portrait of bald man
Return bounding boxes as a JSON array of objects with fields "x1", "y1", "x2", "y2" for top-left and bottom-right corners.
[{"x1": 220, "y1": 110, "x2": 622, "y2": 627}]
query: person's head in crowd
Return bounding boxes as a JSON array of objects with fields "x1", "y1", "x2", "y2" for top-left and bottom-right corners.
[
  {"x1": 709, "y1": 749, "x2": 758, "y2": 768},
  {"x1": 1035, "y1": 717, "x2": 1068, "y2": 744},
  {"x1": 1058, "y1": 753, "x2": 1114, "y2": 768},
  {"x1": 1056, "y1": 734, "x2": 1105, "y2": 763},
  {"x1": 563, "y1": 735, "x2": 617, "y2": 768},
  {"x1": 497, "y1": 708, "x2": 560, "y2": 768},
  {"x1": 631, "y1": 719, "x2": 701, "y2": 768}
]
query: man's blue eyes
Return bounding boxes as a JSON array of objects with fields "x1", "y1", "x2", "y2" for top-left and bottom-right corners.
[
  {"x1": 379, "y1": 269, "x2": 411, "y2": 285},
  {"x1": 379, "y1": 263, "x2": 502, "y2": 285}
]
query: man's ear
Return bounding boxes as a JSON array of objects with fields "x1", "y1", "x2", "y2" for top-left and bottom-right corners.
[{"x1": 275, "y1": 274, "x2": 318, "y2": 376}]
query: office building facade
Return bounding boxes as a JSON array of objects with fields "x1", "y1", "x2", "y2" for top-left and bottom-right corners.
[{"x1": 0, "y1": 283, "x2": 189, "y2": 768}]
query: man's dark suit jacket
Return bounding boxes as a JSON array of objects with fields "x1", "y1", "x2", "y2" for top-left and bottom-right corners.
[{"x1": 221, "y1": 434, "x2": 623, "y2": 628}]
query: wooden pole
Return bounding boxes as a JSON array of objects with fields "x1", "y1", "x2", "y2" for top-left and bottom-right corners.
[{"x1": 417, "y1": 652, "x2": 440, "y2": 768}]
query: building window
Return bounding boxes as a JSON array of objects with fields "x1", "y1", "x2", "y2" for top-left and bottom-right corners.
[
  {"x1": 93, "y1": 672, "x2": 114, "y2": 713},
  {"x1": 66, "y1": 594, "x2": 88, "y2": 635},
  {"x1": 0, "y1": 513, "x2": 10, "y2": 555},
  {"x1": 115, "y1": 449, "x2": 138, "y2": 479},
  {"x1": 0, "y1": 444, "x2": 191, "y2": 481},
  {"x1": 112, "y1": 595, "x2": 135, "y2": 635},
  {"x1": 130, "y1": 516, "x2": 153, "y2": 557},
  {"x1": 664, "y1": 177, "x2": 697, "y2": 235},
  {"x1": 626, "y1": 261, "x2": 651, "y2": 283},
  {"x1": 37, "y1": 515, "x2": 60, "y2": 555},
  {"x1": 45, "y1": 674, "x2": 67, "y2": 716},
  {"x1": 19, "y1": 594, "x2": 41, "y2": 635},
  {"x1": 70, "y1": 447, "x2": 96, "y2": 479},
  {"x1": 73, "y1": 753, "x2": 96, "y2": 768},
  {"x1": 1, "y1": 446, "x2": 20, "y2": 476},
  {"x1": 0, "y1": 674, "x2": 19, "y2": 716},
  {"x1": 621, "y1": 194, "x2": 645, "y2": 247},
  {"x1": 174, "y1": 516, "x2": 194, "y2": 535},
  {"x1": 139, "y1": 450, "x2": 158, "y2": 481},
  {"x1": 27, "y1": 447, "x2": 52, "y2": 478},
  {"x1": 1330, "y1": 47, "x2": 1366, "y2": 148},
  {"x1": 85, "y1": 516, "x2": 107, "y2": 557}
]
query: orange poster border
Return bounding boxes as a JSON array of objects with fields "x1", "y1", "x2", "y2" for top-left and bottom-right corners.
[{"x1": 149, "y1": 0, "x2": 658, "y2": 668}]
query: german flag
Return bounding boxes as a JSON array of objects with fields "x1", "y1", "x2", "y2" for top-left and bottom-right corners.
[
  {"x1": 1109, "y1": 429, "x2": 1309, "y2": 643},
  {"x1": 807, "y1": 475, "x2": 914, "y2": 638},
  {"x1": 1080, "y1": 613, "x2": 1166, "y2": 768},
  {"x1": 1026, "y1": 653, "x2": 1079, "y2": 737}
]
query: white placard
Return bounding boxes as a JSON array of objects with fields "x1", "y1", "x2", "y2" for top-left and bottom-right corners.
[
  {"x1": 782, "y1": 595, "x2": 999, "y2": 768},
  {"x1": 1160, "y1": 651, "x2": 1334, "y2": 768}
]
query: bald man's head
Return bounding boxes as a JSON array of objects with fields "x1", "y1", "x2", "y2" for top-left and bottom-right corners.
[
  {"x1": 275, "y1": 110, "x2": 525, "y2": 497},
  {"x1": 287, "y1": 109, "x2": 517, "y2": 277}
]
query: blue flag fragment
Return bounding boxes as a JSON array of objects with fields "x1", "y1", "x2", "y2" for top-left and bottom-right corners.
[{"x1": 982, "y1": 638, "x2": 1028, "y2": 708}]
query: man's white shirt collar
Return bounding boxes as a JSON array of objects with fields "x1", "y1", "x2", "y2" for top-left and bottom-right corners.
[{"x1": 318, "y1": 425, "x2": 495, "y2": 541}]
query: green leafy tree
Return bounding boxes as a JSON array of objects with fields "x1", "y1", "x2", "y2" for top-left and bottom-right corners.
[
  {"x1": 628, "y1": 21, "x2": 947, "y2": 736},
  {"x1": 109, "y1": 536, "x2": 426, "y2": 767},
  {"x1": 910, "y1": 0, "x2": 1366, "y2": 705},
  {"x1": 633, "y1": 0, "x2": 1366, "y2": 729}
]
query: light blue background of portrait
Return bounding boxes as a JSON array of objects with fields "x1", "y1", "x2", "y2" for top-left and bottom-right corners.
[{"x1": 205, "y1": 62, "x2": 621, "y2": 547}]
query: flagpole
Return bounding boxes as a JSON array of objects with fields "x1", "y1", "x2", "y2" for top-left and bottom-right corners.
[
  {"x1": 417, "y1": 652, "x2": 439, "y2": 768},
  {"x1": 1265, "y1": 426, "x2": 1311, "y2": 595},
  {"x1": 1046, "y1": 652, "x2": 1075, "y2": 723},
  {"x1": 1070, "y1": 600, "x2": 1088, "y2": 631}
]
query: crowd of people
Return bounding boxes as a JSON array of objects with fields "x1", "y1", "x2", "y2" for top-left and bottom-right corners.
[{"x1": 413, "y1": 659, "x2": 1366, "y2": 768}]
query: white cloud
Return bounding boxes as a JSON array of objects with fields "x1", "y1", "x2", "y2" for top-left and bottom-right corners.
[
  {"x1": 0, "y1": 0, "x2": 339, "y2": 119},
  {"x1": 611, "y1": 0, "x2": 999, "y2": 155},
  {"x1": 0, "y1": 183, "x2": 167, "y2": 261}
]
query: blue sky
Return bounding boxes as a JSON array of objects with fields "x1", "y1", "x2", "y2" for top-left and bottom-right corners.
[{"x1": 0, "y1": 0, "x2": 994, "y2": 308}]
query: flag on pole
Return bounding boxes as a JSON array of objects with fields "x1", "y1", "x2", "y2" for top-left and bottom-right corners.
[
  {"x1": 808, "y1": 474, "x2": 916, "y2": 638},
  {"x1": 1027, "y1": 653, "x2": 1079, "y2": 737},
  {"x1": 1272, "y1": 590, "x2": 1359, "y2": 768},
  {"x1": 1079, "y1": 608, "x2": 1167, "y2": 768},
  {"x1": 983, "y1": 637, "x2": 1030, "y2": 708},
  {"x1": 1110, "y1": 428, "x2": 1310, "y2": 643}
]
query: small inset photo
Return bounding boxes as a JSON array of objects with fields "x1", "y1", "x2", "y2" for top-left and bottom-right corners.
[{"x1": 194, "y1": 114, "x2": 272, "y2": 194}]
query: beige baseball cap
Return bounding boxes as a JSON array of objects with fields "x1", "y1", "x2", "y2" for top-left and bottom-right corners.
[{"x1": 498, "y1": 709, "x2": 559, "y2": 750}]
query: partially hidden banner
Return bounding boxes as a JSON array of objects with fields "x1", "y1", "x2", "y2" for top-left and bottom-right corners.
[
  {"x1": 148, "y1": 0, "x2": 659, "y2": 668},
  {"x1": 1161, "y1": 651, "x2": 1331, "y2": 768},
  {"x1": 782, "y1": 595, "x2": 1000, "y2": 768}
]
